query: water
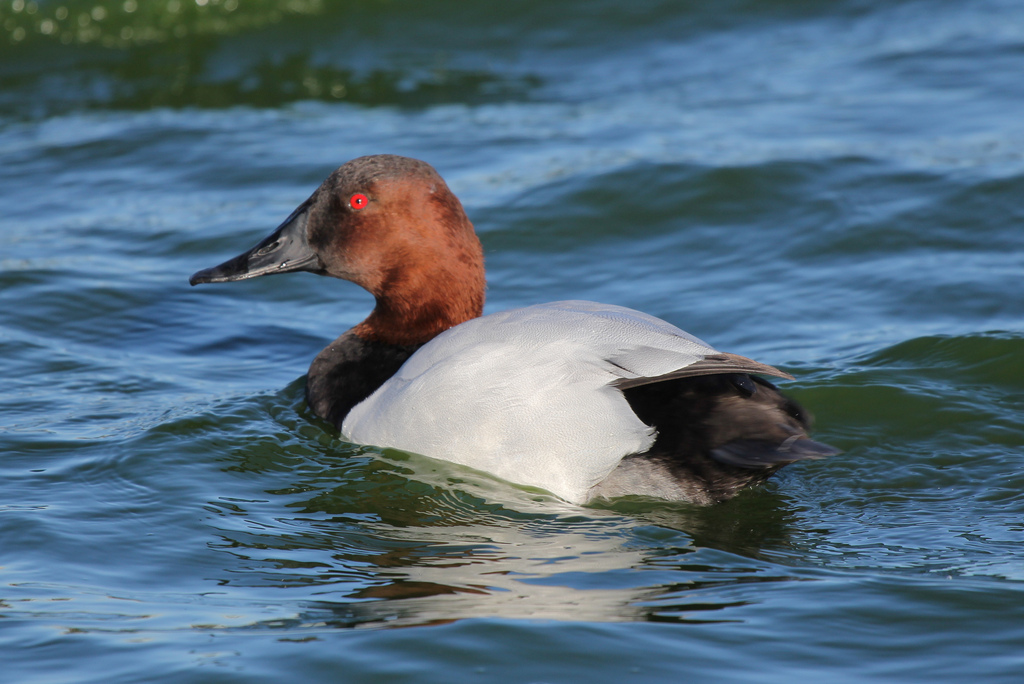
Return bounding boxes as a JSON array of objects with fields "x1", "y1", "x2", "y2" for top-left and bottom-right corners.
[{"x1": 3, "y1": 0, "x2": 1024, "y2": 681}]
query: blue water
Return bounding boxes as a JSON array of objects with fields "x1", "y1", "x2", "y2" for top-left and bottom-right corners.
[{"x1": 3, "y1": 0, "x2": 1024, "y2": 681}]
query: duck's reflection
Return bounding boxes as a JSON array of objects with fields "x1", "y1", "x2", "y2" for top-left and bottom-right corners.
[{"x1": 209, "y1": 445, "x2": 807, "y2": 630}]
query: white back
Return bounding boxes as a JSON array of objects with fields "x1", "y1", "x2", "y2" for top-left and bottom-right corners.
[{"x1": 342, "y1": 301, "x2": 718, "y2": 504}]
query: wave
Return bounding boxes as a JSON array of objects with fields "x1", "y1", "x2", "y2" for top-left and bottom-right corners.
[{"x1": 0, "y1": 0, "x2": 543, "y2": 116}]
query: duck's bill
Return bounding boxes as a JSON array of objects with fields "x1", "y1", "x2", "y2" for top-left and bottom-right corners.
[{"x1": 189, "y1": 205, "x2": 322, "y2": 285}]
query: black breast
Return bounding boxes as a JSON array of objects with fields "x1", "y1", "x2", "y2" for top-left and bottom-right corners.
[{"x1": 305, "y1": 332, "x2": 424, "y2": 428}]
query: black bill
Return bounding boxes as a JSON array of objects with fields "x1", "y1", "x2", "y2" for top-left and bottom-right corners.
[{"x1": 189, "y1": 204, "x2": 322, "y2": 285}]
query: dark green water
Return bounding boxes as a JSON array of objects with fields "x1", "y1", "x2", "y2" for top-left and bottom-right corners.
[{"x1": 3, "y1": 0, "x2": 1024, "y2": 681}]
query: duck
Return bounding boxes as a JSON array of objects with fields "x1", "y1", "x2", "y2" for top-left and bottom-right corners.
[{"x1": 190, "y1": 154, "x2": 836, "y2": 505}]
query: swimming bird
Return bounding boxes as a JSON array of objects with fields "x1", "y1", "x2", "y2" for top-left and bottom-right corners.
[{"x1": 190, "y1": 155, "x2": 835, "y2": 505}]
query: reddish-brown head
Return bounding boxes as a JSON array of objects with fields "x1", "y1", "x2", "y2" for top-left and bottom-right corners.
[{"x1": 190, "y1": 155, "x2": 486, "y2": 346}]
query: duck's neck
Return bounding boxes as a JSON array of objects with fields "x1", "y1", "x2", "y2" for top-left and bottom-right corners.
[
  {"x1": 353, "y1": 286, "x2": 484, "y2": 346},
  {"x1": 307, "y1": 263, "x2": 485, "y2": 427},
  {"x1": 351, "y1": 238, "x2": 486, "y2": 345}
]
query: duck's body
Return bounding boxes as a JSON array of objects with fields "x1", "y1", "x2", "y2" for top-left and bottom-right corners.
[{"x1": 191, "y1": 155, "x2": 835, "y2": 505}]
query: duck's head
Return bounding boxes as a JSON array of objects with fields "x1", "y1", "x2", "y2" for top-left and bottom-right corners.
[{"x1": 190, "y1": 155, "x2": 486, "y2": 344}]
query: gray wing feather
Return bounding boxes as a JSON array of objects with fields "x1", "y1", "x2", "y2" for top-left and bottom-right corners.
[{"x1": 612, "y1": 352, "x2": 794, "y2": 390}]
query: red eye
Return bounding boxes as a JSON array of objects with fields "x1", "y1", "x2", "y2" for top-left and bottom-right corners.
[{"x1": 349, "y1": 193, "x2": 369, "y2": 210}]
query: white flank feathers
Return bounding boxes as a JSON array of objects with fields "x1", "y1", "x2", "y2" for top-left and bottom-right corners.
[{"x1": 342, "y1": 300, "x2": 718, "y2": 504}]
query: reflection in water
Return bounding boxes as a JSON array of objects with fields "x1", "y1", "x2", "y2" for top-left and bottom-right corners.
[{"x1": 207, "y1": 433, "x2": 807, "y2": 630}]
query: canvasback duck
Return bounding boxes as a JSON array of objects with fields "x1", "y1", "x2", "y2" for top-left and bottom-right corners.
[{"x1": 190, "y1": 155, "x2": 836, "y2": 505}]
